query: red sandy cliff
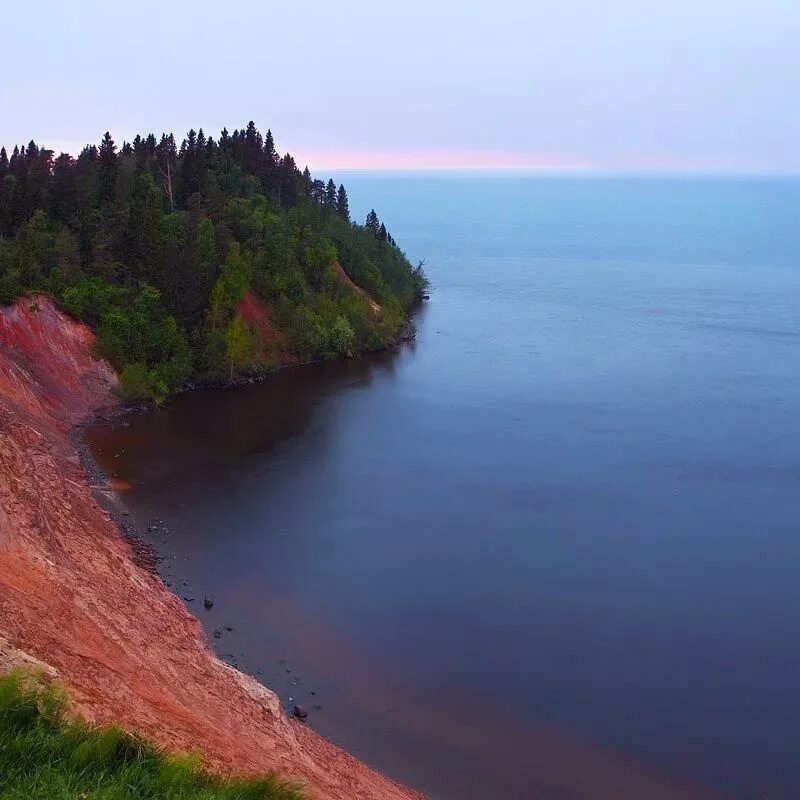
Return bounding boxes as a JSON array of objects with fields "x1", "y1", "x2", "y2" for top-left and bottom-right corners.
[{"x1": 0, "y1": 295, "x2": 422, "y2": 800}]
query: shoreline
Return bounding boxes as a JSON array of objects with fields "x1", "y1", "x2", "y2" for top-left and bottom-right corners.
[
  {"x1": 0, "y1": 294, "x2": 426, "y2": 800},
  {"x1": 70, "y1": 308, "x2": 423, "y2": 749},
  {"x1": 71, "y1": 310, "x2": 419, "y2": 574}
]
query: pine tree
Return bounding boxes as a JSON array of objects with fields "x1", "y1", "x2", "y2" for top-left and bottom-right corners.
[
  {"x1": 0, "y1": 150, "x2": 12, "y2": 237},
  {"x1": 97, "y1": 132, "x2": 118, "y2": 205},
  {"x1": 379, "y1": 222, "x2": 388, "y2": 241},
  {"x1": 278, "y1": 154, "x2": 300, "y2": 208},
  {"x1": 156, "y1": 134, "x2": 176, "y2": 211},
  {"x1": 264, "y1": 129, "x2": 276, "y2": 166},
  {"x1": 336, "y1": 184, "x2": 350, "y2": 221},
  {"x1": 326, "y1": 179, "x2": 337, "y2": 210},
  {"x1": 311, "y1": 179, "x2": 326, "y2": 205},
  {"x1": 243, "y1": 121, "x2": 263, "y2": 175},
  {"x1": 260, "y1": 129, "x2": 279, "y2": 199},
  {"x1": 49, "y1": 153, "x2": 77, "y2": 223},
  {"x1": 365, "y1": 209, "x2": 380, "y2": 233}
]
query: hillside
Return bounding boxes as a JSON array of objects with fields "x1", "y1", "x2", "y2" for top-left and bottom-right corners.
[{"x1": 0, "y1": 124, "x2": 427, "y2": 401}]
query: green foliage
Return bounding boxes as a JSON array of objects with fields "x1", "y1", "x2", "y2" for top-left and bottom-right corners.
[
  {"x1": 119, "y1": 362, "x2": 169, "y2": 404},
  {"x1": 224, "y1": 313, "x2": 257, "y2": 377},
  {"x1": 0, "y1": 124, "x2": 428, "y2": 398},
  {"x1": 64, "y1": 279, "x2": 190, "y2": 401},
  {"x1": 328, "y1": 315, "x2": 355, "y2": 355},
  {"x1": 0, "y1": 670, "x2": 305, "y2": 800}
]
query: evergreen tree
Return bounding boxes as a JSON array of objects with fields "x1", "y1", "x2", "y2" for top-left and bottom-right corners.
[
  {"x1": 336, "y1": 184, "x2": 350, "y2": 221},
  {"x1": 326, "y1": 179, "x2": 337, "y2": 210},
  {"x1": 264, "y1": 129, "x2": 277, "y2": 167},
  {"x1": 365, "y1": 209, "x2": 380, "y2": 233},
  {"x1": 244, "y1": 121, "x2": 262, "y2": 168},
  {"x1": 311, "y1": 179, "x2": 326, "y2": 205},
  {"x1": 126, "y1": 173, "x2": 164, "y2": 282},
  {"x1": 48, "y1": 153, "x2": 78, "y2": 223},
  {"x1": 97, "y1": 132, "x2": 118, "y2": 205},
  {"x1": 24, "y1": 143, "x2": 53, "y2": 216},
  {"x1": 155, "y1": 134, "x2": 177, "y2": 210}
]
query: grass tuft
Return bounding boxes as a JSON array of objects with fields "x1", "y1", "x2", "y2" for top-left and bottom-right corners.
[{"x1": 0, "y1": 669, "x2": 305, "y2": 799}]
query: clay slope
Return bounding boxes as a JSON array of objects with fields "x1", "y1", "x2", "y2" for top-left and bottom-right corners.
[{"x1": 0, "y1": 295, "x2": 422, "y2": 800}]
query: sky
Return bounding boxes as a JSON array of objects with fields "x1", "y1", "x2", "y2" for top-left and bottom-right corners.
[{"x1": 2, "y1": 0, "x2": 799, "y2": 172}]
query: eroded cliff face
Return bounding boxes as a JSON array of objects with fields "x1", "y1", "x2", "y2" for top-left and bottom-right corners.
[{"x1": 0, "y1": 296, "x2": 421, "y2": 800}]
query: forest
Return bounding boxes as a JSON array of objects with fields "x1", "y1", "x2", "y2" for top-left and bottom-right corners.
[{"x1": 0, "y1": 123, "x2": 427, "y2": 400}]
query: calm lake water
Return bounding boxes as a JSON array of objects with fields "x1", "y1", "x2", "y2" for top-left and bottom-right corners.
[{"x1": 87, "y1": 176, "x2": 800, "y2": 800}]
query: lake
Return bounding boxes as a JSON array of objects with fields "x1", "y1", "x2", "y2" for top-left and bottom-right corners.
[{"x1": 87, "y1": 175, "x2": 800, "y2": 799}]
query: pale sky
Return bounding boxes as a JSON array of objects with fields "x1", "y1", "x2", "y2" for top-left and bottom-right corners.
[{"x1": 3, "y1": 0, "x2": 799, "y2": 172}]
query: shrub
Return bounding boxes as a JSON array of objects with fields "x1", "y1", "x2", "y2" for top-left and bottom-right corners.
[{"x1": 328, "y1": 315, "x2": 355, "y2": 356}]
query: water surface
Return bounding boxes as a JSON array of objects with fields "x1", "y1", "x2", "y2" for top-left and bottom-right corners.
[{"x1": 88, "y1": 176, "x2": 800, "y2": 800}]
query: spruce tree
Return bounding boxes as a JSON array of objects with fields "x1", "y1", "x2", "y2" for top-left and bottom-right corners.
[
  {"x1": 97, "y1": 132, "x2": 118, "y2": 205},
  {"x1": 243, "y1": 121, "x2": 263, "y2": 174},
  {"x1": 311, "y1": 179, "x2": 326, "y2": 204},
  {"x1": 336, "y1": 184, "x2": 350, "y2": 221},
  {"x1": 49, "y1": 153, "x2": 77, "y2": 223},
  {"x1": 326, "y1": 179, "x2": 337, "y2": 209},
  {"x1": 365, "y1": 209, "x2": 380, "y2": 233},
  {"x1": 264, "y1": 129, "x2": 276, "y2": 165}
]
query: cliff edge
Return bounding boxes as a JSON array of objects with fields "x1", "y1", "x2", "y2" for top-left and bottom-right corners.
[{"x1": 0, "y1": 295, "x2": 422, "y2": 800}]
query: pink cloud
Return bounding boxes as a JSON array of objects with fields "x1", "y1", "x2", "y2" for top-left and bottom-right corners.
[{"x1": 292, "y1": 148, "x2": 591, "y2": 172}]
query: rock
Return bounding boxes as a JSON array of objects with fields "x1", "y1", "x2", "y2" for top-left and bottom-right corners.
[
  {"x1": 293, "y1": 705, "x2": 308, "y2": 721},
  {"x1": 225, "y1": 625, "x2": 234, "y2": 632},
  {"x1": 203, "y1": 596, "x2": 214, "y2": 609}
]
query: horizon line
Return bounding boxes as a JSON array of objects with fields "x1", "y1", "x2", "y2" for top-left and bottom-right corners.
[{"x1": 9, "y1": 136, "x2": 800, "y2": 178}]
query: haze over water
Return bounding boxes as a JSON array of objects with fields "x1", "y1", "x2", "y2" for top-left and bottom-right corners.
[{"x1": 88, "y1": 176, "x2": 800, "y2": 799}]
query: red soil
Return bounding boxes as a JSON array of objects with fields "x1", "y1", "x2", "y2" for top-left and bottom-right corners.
[
  {"x1": 0, "y1": 295, "x2": 422, "y2": 800},
  {"x1": 236, "y1": 290, "x2": 296, "y2": 367}
]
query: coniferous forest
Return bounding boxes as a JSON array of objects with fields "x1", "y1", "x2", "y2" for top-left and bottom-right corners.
[{"x1": 0, "y1": 123, "x2": 427, "y2": 400}]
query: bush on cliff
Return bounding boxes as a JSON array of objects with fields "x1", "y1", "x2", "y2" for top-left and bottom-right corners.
[{"x1": 0, "y1": 669, "x2": 304, "y2": 800}]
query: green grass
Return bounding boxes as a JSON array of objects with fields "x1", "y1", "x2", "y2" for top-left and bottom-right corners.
[{"x1": 0, "y1": 670, "x2": 304, "y2": 800}]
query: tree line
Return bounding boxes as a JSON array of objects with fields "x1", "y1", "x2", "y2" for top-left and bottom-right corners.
[{"x1": 0, "y1": 123, "x2": 427, "y2": 400}]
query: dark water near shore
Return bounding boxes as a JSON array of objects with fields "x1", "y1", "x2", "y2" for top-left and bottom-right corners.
[{"x1": 87, "y1": 176, "x2": 800, "y2": 800}]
